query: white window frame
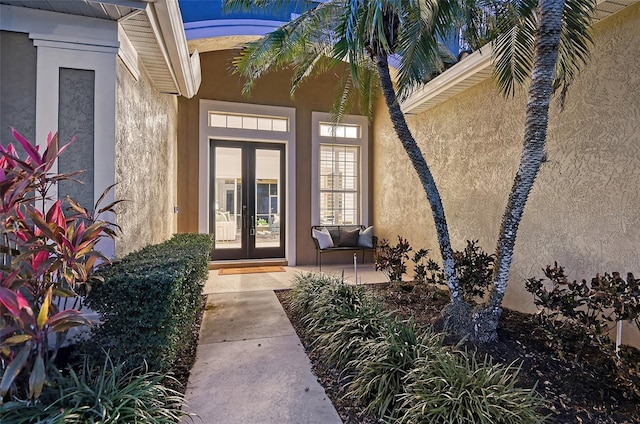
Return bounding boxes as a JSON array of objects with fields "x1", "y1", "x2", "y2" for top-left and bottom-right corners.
[
  {"x1": 311, "y1": 112, "x2": 369, "y2": 226},
  {"x1": 199, "y1": 100, "x2": 297, "y2": 264}
]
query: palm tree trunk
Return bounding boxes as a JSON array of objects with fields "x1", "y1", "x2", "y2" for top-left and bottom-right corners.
[
  {"x1": 473, "y1": 0, "x2": 566, "y2": 343},
  {"x1": 375, "y1": 53, "x2": 465, "y2": 310}
]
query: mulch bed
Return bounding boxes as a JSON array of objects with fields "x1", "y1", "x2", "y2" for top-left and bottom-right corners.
[{"x1": 275, "y1": 282, "x2": 640, "y2": 424}]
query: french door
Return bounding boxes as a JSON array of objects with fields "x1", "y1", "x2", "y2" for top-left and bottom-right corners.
[{"x1": 210, "y1": 141, "x2": 285, "y2": 260}]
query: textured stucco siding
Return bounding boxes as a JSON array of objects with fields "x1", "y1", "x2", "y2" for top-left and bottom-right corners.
[
  {"x1": 0, "y1": 31, "x2": 36, "y2": 150},
  {"x1": 373, "y1": 2, "x2": 640, "y2": 325},
  {"x1": 115, "y1": 58, "x2": 178, "y2": 257},
  {"x1": 58, "y1": 68, "x2": 95, "y2": 212}
]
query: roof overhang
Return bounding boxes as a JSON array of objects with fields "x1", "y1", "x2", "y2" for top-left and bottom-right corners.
[
  {"x1": 0, "y1": 0, "x2": 200, "y2": 98},
  {"x1": 119, "y1": 0, "x2": 201, "y2": 97},
  {"x1": 401, "y1": 0, "x2": 639, "y2": 114}
]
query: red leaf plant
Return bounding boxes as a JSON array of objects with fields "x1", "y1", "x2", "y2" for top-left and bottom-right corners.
[{"x1": 0, "y1": 129, "x2": 118, "y2": 404}]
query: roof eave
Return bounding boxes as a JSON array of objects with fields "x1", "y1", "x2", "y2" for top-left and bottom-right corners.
[
  {"x1": 400, "y1": 0, "x2": 639, "y2": 115},
  {"x1": 147, "y1": 0, "x2": 201, "y2": 98}
]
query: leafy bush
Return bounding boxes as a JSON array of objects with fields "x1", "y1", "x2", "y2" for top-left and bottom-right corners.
[
  {"x1": 345, "y1": 321, "x2": 445, "y2": 420},
  {"x1": 85, "y1": 233, "x2": 212, "y2": 373},
  {"x1": 411, "y1": 248, "x2": 441, "y2": 285},
  {"x1": 313, "y1": 301, "x2": 391, "y2": 371},
  {"x1": 288, "y1": 272, "x2": 340, "y2": 317},
  {"x1": 303, "y1": 280, "x2": 380, "y2": 336},
  {"x1": 0, "y1": 353, "x2": 193, "y2": 423},
  {"x1": 525, "y1": 263, "x2": 640, "y2": 354},
  {"x1": 525, "y1": 263, "x2": 640, "y2": 398},
  {"x1": 425, "y1": 240, "x2": 494, "y2": 305},
  {"x1": 287, "y1": 272, "x2": 544, "y2": 422},
  {"x1": 375, "y1": 238, "x2": 494, "y2": 305},
  {"x1": 398, "y1": 353, "x2": 546, "y2": 424},
  {"x1": 0, "y1": 129, "x2": 117, "y2": 404},
  {"x1": 374, "y1": 236, "x2": 412, "y2": 282}
]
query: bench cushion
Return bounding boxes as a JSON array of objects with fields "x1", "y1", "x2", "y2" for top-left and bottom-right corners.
[
  {"x1": 358, "y1": 226, "x2": 374, "y2": 248},
  {"x1": 337, "y1": 228, "x2": 360, "y2": 247},
  {"x1": 312, "y1": 227, "x2": 334, "y2": 249}
]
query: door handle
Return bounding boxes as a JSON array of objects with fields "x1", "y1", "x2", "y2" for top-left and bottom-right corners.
[{"x1": 250, "y1": 215, "x2": 255, "y2": 236}]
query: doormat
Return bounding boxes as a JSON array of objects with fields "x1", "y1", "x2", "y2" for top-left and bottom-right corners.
[{"x1": 218, "y1": 266, "x2": 285, "y2": 275}]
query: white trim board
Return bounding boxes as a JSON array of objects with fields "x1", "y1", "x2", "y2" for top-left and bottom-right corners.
[
  {"x1": 311, "y1": 112, "x2": 369, "y2": 227},
  {"x1": 199, "y1": 100, "x2": 297, "y2": 265}
]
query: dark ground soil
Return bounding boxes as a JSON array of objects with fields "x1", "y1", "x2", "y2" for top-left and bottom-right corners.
[{"x1": 275, "y1": 282, "x2": 640, "y2": 424}]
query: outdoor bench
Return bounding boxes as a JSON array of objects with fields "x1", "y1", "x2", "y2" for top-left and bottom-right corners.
[{"x1": 311, "y1": 225, "x2": 377, "y2": 270}]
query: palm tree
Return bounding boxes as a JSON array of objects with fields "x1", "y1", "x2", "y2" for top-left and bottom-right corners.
[
  {"x1": 225, "y1": 0, "x2": 596, "y2": 342},
  {"x1": 225, "y1": 0, "x2": 468, "y2": 313},
  {"x1": 471, "y1": 0, "x2": 596, "y2": 342}
]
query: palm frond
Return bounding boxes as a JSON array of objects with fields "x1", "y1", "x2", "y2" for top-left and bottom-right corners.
[
  {"x1": 491, "y1": 0, "x2": 538, "y2": 97},
  {"x1": 492, "y1": 0, "x2": 595, "y2": 98},
  {"x1": 224, "y1": 0, "x2": 313, "y2": 14},
  {"x1": 329, "y1": 62, "x2": 379, "y2": 123},
  {"x1": 330, "y1": 70, "x2": 358, "y2": 124},
  {"x1": 393, "y1": 0, "x2": 462, "y2": 100},
  {"x1": 554, "y1": 0, "x2": 596, "y2": 104},
  {"x1": 232, "y1": 1, "x2": 341, "y2": 95}
]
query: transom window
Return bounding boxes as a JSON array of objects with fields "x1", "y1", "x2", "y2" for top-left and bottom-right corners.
[
  {"x1": 319, "y1": 122, "x2": 360, "y2": 139},
  {"x1": 209, "y1": 112, "x2": 288, "y2": 132},
  {"x1": 319, "y1": 145, "x2": 359, "y2": 225}
]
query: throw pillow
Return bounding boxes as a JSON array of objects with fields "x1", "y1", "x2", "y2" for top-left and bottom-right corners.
[
  {"x1": 338, "y1": 228, "x2": 360, "y2": 247},
  {"x1": 313, "y1": 227, "x2": 334, "y2": 249},
  {"x1": 358, "y1": 226, "x2": 374, "y2": 248}
]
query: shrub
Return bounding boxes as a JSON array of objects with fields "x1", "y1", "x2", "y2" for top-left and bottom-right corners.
[
  {"x1": 345, "y1": 321, "x2": 445, "y2": 420},
  {"x1": 375, "y1": 238, "x2": 494, "y2": 305},
  {"x1": 0, "y1": 130, "x2": 117, "y2": 404},
  {"x1": 288, "y1": 272, "x2": 340, "y2": 317},
  {"x1": 0, "y1": 353, "x2": 193, "y2": 423},
  {"x1": 425, "y1": 240, "x2": 494, "y2": 305},
  {"x1": 302, "y1": 278, "x2": 381, "y2": 337},
  {"x1": 374, "y1": 236, "x2": 412, "y2": 282},
  {"x1": 85, "y1": 233, "x2": 212, "y2": 374},
  {"x1": 398, "y1": 353, "x2": 546, "y2": 424},
  {"x1": 525, "y1": 263, "x2": 640, "y2": 398},
  {"x1": 289, "y1": 273, "x2": 390, "y2": 370},
  {"x1": 313, "y1": 301, "x2": 391, "y2": 371},
  {"x1": 287, "y1": 272, "x2": 545, "y2": 422}
]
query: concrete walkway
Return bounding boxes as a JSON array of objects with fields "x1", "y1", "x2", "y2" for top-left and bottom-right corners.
[{"x1": 184, "y1": 265, "x2": 384, "y2": 423}]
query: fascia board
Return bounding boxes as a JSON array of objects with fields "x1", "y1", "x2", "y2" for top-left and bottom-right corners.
[
  {"x1": 400, "y1": 43, "x2": 492, "y2": 114},
  {"x1": 399, "y1": 0, "x2": 639, "y2": 115},
  {"x1": 0, "y1": 4, "x2": 117, "y2": 44},
  {"x1": 149, "y1": 0, "x2": 201, "y2": 98}
]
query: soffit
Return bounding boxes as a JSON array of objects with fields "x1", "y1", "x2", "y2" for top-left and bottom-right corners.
[
  {"x1": 401, "y1": 0, "x2": 640, "y2": 115},
  {"x1": 0, "y1": 0, "x2": 145, "y2": 20},
  {"x1": 0, "y1": 0, "x2": 199, "y2": 98},
  {"x1": 120, "y1": 10, "x2": 180, "y2": 94},
  {"x1": 187, "y1": 35, "x2": 260, "y2": 54}
]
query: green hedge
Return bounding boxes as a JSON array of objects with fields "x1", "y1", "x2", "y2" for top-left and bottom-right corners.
[{"x1": 85, "y1": 233, "x2": 213, "y2": 373}]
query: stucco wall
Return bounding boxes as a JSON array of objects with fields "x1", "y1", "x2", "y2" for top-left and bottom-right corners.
[
  {"x1": 58, "y1": 68, "x2": 95, "y2": 212},
  {"x1": 178, "y1": 49, "x2": 372, "y2": 265},
  {"x1": 373, "y1": 2, "x2": 640, "y2": 323},
  {"x1": 115, "y1": 58, "x2": 178, "y2": 257},
  {"x1": 0, "y1": 31, "x2": 36, "y2": 150}
]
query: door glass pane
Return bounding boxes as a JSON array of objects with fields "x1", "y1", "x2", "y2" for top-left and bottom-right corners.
[
  {"x1": 214, "y1": 147, "x2": 242, "y2": 249},
  {"x1": 255, "y1": 149, "x2": 281, "y2": 249}
]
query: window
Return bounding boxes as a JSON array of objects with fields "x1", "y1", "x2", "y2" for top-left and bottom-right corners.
[
  {"x1": 319, "y1": 145, "x2": 359, "y2": 225},
  {"x1": 209, "y1": 112, "x2": 288, "y2": 132},
  {"x1": 319, "y1": 122, "x2": 360, "y2": 139},
  {"x1": 311, "y1": 112, "x2": 369, "y2": 226}
]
